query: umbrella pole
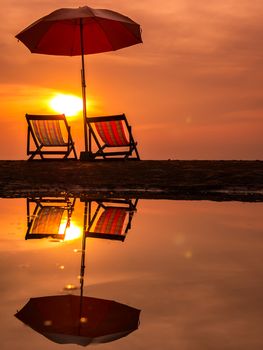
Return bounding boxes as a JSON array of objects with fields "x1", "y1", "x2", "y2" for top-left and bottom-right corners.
[
  {"x1": 80, "y1": 20, "x2": 90, "y2": 154},
  {"x1": 80, "y1": 201, "x2": 89, "y2": 297},
  {"x1": 78, "y1": 201, "x2": 88, "y2": 331}
]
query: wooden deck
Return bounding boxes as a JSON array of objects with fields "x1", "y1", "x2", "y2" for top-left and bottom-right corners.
[{"x1": 0, "y1": 160, "x2": 262, "y2": 201}]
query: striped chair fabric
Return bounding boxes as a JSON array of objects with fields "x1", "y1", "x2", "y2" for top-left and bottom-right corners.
[
  {"x1": 31, "y1": 120, "x2": 66, "y2": 146},
  {"x1": 94, "y1": 208, "x2": 126, "y2": 236},
  {"x1": 95, "y1": 120, "x2": 129, "y2": 146},
  {"x1": 31, "y1": 207, "x2": 64, "y2": 235}
]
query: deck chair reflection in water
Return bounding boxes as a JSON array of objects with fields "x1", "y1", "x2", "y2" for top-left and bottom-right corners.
[
  {"x1": 26, "y1": 197, "x2": 76, "y2": 241},
  {"x1": 26, "y1": 114, "x2": 77, "y2": 160},
  {"x1": 85, "y1": 114, "x2": 140, "y2": 160},
  {"x1": 84, "y1": 199, "x2": 138, "y2": 242}
]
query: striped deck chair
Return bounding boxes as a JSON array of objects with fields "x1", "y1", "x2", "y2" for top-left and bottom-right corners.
[
  {"x1": 26, "y1": 197, "x2": 75, "y2": 240},
  {"x1": 26, "y1": 114, "x2": 77, "y2": 160},
  {"x1": 85, "y1": 199, "x2": 138, "y2": 241},
  {"x1": 84, "y1": 114, "x2": 140, "y2": 160}
]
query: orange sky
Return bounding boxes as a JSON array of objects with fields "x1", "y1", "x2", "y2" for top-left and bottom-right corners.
[{"x1": 1, "y1": 0, "x2": 263, "y2": 159}]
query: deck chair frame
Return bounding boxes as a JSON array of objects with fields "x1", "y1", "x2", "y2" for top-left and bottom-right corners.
[
  {"x1": 25, "y1": 197, "x2": 76, "y2": 240},
  {"x1": 26, "y1": 114, "x2": 77, "y2": 160},
  {"x1": 86, "y1": 114, "x2": 140, "y2": 160},
  {"x1": 84, "y1": 198, "x2": 138, "y2": 241}
]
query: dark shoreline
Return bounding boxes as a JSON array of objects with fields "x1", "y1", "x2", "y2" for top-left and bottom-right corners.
[{"x1": 1, "y1": 160, "x2": 263, "y2": 201}]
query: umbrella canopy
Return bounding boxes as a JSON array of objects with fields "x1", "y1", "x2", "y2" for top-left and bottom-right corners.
[
  {"x1": 15, "y1": 6, "x2": 142, "y2": 55},
  {"x1": 15, "y1": 6, "x2": 142, "y2": 155},
  {"x1": 15, "y1": 294, "x2": 140, "y2": 346}
]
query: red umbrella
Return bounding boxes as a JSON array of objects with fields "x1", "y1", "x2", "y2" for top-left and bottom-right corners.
[
  {"x1": 15, "y1": 294, "x2": 140, "y2": 346},
  {"x1": 15, "y1": 6, "x2": 142, "y2": 156}
]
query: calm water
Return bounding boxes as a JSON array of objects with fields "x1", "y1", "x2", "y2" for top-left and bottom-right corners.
[{"x1": 0, "y1": 198, "x2": 262, "y2": 350}]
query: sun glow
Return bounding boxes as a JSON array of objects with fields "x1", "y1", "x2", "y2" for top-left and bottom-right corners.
[
  {"x1": 49, "y1": 93, "x2": 83, "y2": 117},
  {"x1": 58, "y1": 221, "x2": 82, "y2": 241},
  {"x1": 64, "y1": 223, "x2": 82, "y2": 241}
]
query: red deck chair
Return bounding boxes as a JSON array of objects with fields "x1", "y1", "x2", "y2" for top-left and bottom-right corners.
[
  {"x1": 26, "y1": 114, "x2": 77, "y2": 160},
  {"x1": 85, "y1": 199, "x2": 138, "y2": 241},
  {"x1": 86, "y1": 114, "x2": 140, "y2": 160}
]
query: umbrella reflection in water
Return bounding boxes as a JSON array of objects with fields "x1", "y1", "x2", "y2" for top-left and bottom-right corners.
[
  {"x1": 15, "y1": 294, "x2": 140, "y2": 346},
  {"x1": 16, "y1": 196, "x2": 140, "y2": 346}
]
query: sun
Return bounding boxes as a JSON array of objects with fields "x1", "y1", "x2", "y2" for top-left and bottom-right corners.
[
  {"x1": 49, "y1": 93, "x2": 83, "y2": 117},
  {"x1": 58, "y1": 221, "x2": 82, "y2": 241},
  {"x1": 64, "y1": 223, "x2": 82, "y2": 241}
]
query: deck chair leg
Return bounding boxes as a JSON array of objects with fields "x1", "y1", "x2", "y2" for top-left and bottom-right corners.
[
  {"x1": 134, "y1": 145, "x2": 140, "y2": 160},
  {"x1": 72, "y1": 144, "x2": 78, "y2": 159},
  {"x1": 28, "y1": 145, "x2": 44, "y2": 160},
  {"x1": 66, "y1": 128, "x2": 78, "y2": 159},
  {"x1": 64, "y1": 146, "x2": 77, "y2": 159},
  {"x1": 63, "y1": 144, "x2": 77, "y2": 159},
  {"x1": 71, "y1": 143, "x2": 78, "y2": 159}
]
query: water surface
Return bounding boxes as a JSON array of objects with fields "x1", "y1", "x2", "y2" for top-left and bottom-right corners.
[{"x1": 0, "y1": 198, "x2": 262, "y2": 350}]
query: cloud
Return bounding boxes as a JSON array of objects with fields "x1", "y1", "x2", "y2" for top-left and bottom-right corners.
[{"x1": 0, "y1": 0, "x2": 263, "y2": 159}]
